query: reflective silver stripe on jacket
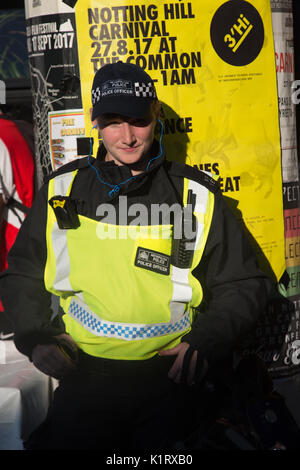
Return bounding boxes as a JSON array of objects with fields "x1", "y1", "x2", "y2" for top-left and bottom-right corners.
[
  {"x1": 51, "y1": 172, "x2": 75, "y2": 292},
  {"x1": 169, "y1": 178, "x2": 209, "y2": 319},
  {"x1": 68, "y1": 295, "x2": 190, "y2": 340}
]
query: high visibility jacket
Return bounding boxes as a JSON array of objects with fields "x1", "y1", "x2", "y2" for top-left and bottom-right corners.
[
  {"x1": 45, "y1": 168, "x2": 216, "y2": 360},
  {"x1": 0, "y1": 145, "x2": 271, "y2": 364}
]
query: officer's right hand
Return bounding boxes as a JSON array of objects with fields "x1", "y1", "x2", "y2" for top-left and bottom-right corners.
[{"x1": 31, "y1": 334, "x2": 78, "y2": 379}]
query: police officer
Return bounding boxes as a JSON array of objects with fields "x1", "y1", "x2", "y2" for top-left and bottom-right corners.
[{"x1": 0, "y1": 62, "x2": 272, "y2": 450}]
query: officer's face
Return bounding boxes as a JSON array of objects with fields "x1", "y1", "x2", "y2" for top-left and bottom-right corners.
[{"x1": 96, "y1": 102, "x2": 160, "y2": 174}]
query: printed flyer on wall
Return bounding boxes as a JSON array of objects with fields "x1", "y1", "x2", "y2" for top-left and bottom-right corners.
[{"x1": 48, "y1": 109, "x2": 86, "y2": 170}]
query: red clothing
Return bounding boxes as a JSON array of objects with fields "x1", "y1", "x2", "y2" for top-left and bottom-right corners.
[{"x1": 0, "y1": 118, "x2": 35, "y2": 275}]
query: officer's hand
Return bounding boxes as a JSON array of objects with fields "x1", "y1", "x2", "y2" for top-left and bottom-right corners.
[
  {"x1": 159, "y1": 342, "x2": 207, "y2": 386},
  {"x1": 31, "y1": 333, "x2": 78, "y2": 379}
]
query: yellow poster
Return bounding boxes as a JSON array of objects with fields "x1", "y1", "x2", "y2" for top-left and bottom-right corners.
[{"x1": 74, "y1": 0, "x2": 284, "y2": 281}]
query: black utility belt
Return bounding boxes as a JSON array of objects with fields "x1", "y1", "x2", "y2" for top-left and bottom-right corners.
[{"x1": 77, "y1": 350, "x2": 174, "y2": 377}]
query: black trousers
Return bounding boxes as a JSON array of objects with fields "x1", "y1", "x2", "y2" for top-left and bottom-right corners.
[{"x1": 25, "y1": 351, "x2": 207, "y2": 450}]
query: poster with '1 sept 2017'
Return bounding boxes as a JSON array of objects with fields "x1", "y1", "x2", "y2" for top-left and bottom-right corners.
[
  {"x1": 74, "y1": 0, "x2": 284, "y2": 282},
  {"x1": 25, "y1": 4, "x2": 84, "y2": 173}
]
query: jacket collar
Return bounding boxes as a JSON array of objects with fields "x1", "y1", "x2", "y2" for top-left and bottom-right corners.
[{"x1": 92, "y1": 139, "x2": 165, "y2": 200}]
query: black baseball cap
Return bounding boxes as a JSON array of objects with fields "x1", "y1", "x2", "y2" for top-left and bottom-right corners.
[{"x1": 91, "y1": 61, "x2": 157, "y2": 121}]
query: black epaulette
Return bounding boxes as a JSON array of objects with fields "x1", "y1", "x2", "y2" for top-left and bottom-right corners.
[
  {"x1": 44, "y1": 157, "x2": 91, "y2": 184},
  {"x1": 167, "y1": 160, "x2": 220, "y2": 194}
]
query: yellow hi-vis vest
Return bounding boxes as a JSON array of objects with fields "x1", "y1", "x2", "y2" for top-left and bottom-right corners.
[{"x1": 45, "y1": 170, "x2": 215, "y2": 360}]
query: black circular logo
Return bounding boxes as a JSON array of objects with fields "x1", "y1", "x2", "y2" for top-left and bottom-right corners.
[{"x1": 210, "y1": 0, "x2": 265, "y2": 66}]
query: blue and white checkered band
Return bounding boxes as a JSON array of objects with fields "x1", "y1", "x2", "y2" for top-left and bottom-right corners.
[
  {"x1": 91, "y1": 86, "x2": 101, "y2": 105},
  {"x1": 68, "y1": 298, "x2": 190, "y2": 341},
  {"x1": 134, "y1": 82, "x2": 156, "y2": 98}
]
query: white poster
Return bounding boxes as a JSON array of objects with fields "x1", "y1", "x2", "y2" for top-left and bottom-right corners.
[{"x1": 48, "y1": 109, "x2": 86, "y2": 170}]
